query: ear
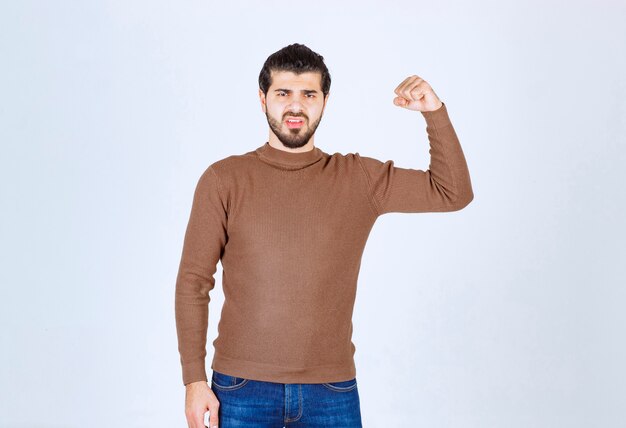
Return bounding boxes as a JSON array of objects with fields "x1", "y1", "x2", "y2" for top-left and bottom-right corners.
[
  {"x1": 322, "y1": 92, "x2": 330, "y2": 111},
  {"x1": 259, "y1": 89, "x2": 266, "y2": 113}
]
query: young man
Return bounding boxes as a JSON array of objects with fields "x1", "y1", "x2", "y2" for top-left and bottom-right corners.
[{"x1": 175, "y1": 43, "x2": 474, "y2": 428}]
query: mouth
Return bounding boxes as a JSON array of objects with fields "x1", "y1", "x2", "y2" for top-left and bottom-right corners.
[{"x1": 284, "y1": 117, "x2": 305, "y2": 129}]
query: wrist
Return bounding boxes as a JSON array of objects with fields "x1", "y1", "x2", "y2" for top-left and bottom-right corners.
[{"x1": 185, "y1": 380, "x2": 209, "y2": 389}]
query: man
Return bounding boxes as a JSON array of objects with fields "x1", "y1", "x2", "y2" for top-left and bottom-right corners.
[{"x1": 175, "y1": 43, "x2": 473, "y2": 428}]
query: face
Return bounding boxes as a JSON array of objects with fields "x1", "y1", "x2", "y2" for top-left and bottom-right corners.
[{"x1": 260, "y1": 70, "x2": 329, "y2": 149}]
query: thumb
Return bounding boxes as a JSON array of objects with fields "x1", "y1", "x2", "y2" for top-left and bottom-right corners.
[{"x1": 393, "y1": 96, "x2": 408, "y2": 107}]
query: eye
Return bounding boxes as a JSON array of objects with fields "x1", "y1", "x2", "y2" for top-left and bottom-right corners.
[{"x1": 306, "y1": 94, "x2": 315, "y2": 98}]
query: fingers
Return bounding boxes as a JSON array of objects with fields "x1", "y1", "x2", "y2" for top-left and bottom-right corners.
[
  {"x1": 394, "y1": 75, "x2": 419, "y2": 95},
  {"x1": 395, "y1": 75, "x2": 422, "y2": 100},
  {"x1": 187, "y1": 410, "x2": 203, "y2": 428},
  {"x1": 185, "y1": 383, "x2": 220, "y2": 428},
  {"x1": 208, "y1": 399, "x2": 220, "y2": 427},
  {"x1": 393, "y1": 75, "x2": 430, "y2": 106},
  {"x1": 188, "y1": 408, "x2": 216, "y2": 428},
  {"x1": 184, "y1": 405, "x2": 196, "y2": 427}
]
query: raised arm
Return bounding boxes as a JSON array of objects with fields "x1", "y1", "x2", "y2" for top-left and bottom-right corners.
[{"x1": 356, "y1": 75, "x2": 473, "y2": 215}]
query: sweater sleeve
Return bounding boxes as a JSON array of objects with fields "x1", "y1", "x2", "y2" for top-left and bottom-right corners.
[
  {"x1": 356, "y1": 102, "x2": 474, "y2": 216},
  {"x1": 174, "y1": 165, "x2": 228, "y2": 386}
]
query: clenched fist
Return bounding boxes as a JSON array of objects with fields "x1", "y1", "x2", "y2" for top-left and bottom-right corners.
[{"x1": 393, "y1": 75, "x2": 443, "y2": 112}]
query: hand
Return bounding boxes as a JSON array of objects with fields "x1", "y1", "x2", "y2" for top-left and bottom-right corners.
[
  {"x1": 185, "y1": 381, "x2": 220, "y2": 428},
  {"x1": 393, "y1": 75, "x2": 443, "y2": 112}
]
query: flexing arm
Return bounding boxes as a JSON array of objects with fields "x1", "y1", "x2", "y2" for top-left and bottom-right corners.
[{"x1": 357, "y1": 75, "x2": 473, "y2": 215}]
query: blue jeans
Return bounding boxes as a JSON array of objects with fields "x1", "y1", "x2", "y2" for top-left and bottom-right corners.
[{"x1": 210, "y1": 370, "x2": 363, "y2": 427}]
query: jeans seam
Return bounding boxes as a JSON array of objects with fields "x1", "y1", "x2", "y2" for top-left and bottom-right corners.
[
  {"x1": 321, "y1": 381, "x2": 358, "y2": 392},
  {"x1": 211, "y1": 378, "x2": 249, "y2": 391},
  {"x1": 284, "y1": 384, "x2": 303, "y2": 423}
]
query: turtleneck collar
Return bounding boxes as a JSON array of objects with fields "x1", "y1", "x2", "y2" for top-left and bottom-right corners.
[{"x1": 255, "y1": 141, "x2": 324, "y2": 170}]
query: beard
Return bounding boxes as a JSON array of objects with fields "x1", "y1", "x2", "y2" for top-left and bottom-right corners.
[{"x1": 265, "y1": 109, "x2": 324, "y2": 149}]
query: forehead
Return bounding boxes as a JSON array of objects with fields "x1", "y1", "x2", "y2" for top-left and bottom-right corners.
[{"x1": 269, "y1": 70, "x2": 322, "y2": 91}]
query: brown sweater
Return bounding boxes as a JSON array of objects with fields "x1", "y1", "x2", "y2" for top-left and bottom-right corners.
[{"x1": 175, "y1": 102, "x2": 473, "y2": 386}]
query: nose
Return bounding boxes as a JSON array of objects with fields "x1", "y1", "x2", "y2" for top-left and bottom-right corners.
[
  {"x1": 286, "y1": 94, "x2": 307, "y2": 112},
  {"x1": 287, "y1": 102, "x2": 303, "y2": 113}
]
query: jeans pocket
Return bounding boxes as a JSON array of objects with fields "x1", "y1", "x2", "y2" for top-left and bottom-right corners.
[
  {"x1": 211, "y1": 370, "x2": 249, "y2": 391},
  {"x1": 321, "y1": 378, "x2": 358, "y2": 392}
]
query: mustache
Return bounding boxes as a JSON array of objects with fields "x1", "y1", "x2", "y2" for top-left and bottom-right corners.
[{"x1": 284, "y1": 113, "x2": 307, "y2": 119}]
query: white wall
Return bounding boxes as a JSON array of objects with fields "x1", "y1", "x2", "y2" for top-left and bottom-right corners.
[{"x1": 1, "y1": 0, "x2": 624, "y2": 426}]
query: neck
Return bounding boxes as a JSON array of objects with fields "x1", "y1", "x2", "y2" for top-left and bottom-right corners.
[
  {"x1": 267, "y1": 133, "x2": 316, "y2": 153},
  {"x1": 255, "y1": 141, "x2": 324, "y2": 170}
]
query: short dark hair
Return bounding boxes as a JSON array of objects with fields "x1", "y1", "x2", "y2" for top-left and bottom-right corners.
[{"x1": 258, "y1": 43, "x2": 331, "y2": 97}]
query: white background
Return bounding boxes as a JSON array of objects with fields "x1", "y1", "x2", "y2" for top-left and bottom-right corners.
[{"x1": 1, "y1": 0, "x2": 625, "y2": 427}]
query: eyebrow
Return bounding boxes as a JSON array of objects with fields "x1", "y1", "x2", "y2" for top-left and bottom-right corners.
[{"x1": 273, "y1": 89, "x2": 319, "y2": 94}]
